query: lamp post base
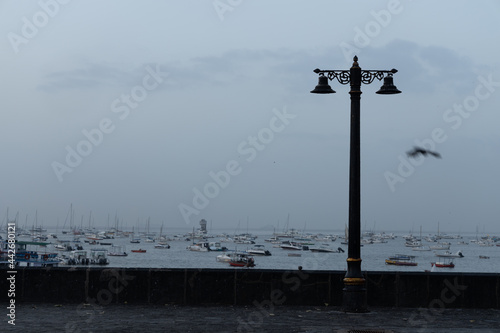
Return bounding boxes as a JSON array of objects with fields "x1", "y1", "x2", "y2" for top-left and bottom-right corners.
[{"x1": 342, "y1": 285, "x2": 368, "y2": 313}]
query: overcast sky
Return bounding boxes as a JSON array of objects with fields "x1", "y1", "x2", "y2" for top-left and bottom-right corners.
[{"x1": 1, "y1": 0, "x2": 500, "y2": 234}]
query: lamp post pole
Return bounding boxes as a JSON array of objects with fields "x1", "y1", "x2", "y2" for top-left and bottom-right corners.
[{"x1": 311, "y1": 56, "x2": 401, "y2": 312}]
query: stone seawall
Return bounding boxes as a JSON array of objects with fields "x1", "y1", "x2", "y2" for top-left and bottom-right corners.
[{"x1": 2, "y1": 268, "x2": 499, "y2": 308}]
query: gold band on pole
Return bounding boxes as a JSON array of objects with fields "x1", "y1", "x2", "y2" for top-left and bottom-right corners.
[
  {"x1": 346, "y1": 257, "x2": 362, "y2": 262},
  {"x1": 343, "y1": 277, "x2": 366, "y2": 285}
]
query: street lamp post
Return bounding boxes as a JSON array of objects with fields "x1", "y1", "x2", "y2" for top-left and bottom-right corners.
[{"x1": 311, "y1": 56, "x2": 401, "y2": 312}]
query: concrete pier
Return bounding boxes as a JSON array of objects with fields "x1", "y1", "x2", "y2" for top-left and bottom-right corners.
[{"x1": 2, "y1": 268, "x2": 499, "y2": 308}]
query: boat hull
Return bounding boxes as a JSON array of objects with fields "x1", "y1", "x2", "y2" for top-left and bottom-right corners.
[{"x1": 385, "y1": 259, "x2": 418, "y2": 266}]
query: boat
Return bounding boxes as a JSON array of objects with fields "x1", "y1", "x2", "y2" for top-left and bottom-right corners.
[
  {"x1": 131, "y1": 249, "x2": 146, "y2": 253},
  {"x1": 154, "y1": 244, "x2": 170, "y2": 249},
  {"x1": 279, "y1": 241, "x2": 308, "y2": 251},
  {"x1": 435, "y1": 250, "x2": 464, "y2": 258},
  {"x1": 64, "y1": 250, "x2": 90, "y2": 265},
  {"x1": 412, "y1": 246, "x2": 431, "y2": 251},
  {"x1": 108, "y1": 246, "x2": 128, "y2": 256},
  {"x1": 309, "y1": 244, "x2": 344, "y2": 253},
  {"x1": 208, "y1": 242, "x2": 228, "y2": 251},
  {"x1": 246, "y1": 245, "x2": 271, "y2": 256},
  {"x1": 405, "y1": 241, "x2": 422, "y2": 247},
  {"x1": 54, "y1": 244, "x2": 66, "y2": 251},
  {"x1": 385, "y1": 258, "x2": 418, "y2": 266},
  {"x1": 429, "y1": 243, "x2": 450, "y2": 250},
  {"x1": 187, "y1": 242, "x2": 209, "y2": 252},
  {"x1": 89, "y1": 248, "x2": 109, "y2": 265},
  {"x1": 431, "y1": 260, "x2": 455, "y2": 268},
  {"x1": 340, "y1": 224, "x2": 349, "y2": 245},
  {"x1": 229, "y1": 253, "x2": 255, "y2": 267},
  {"x1": 385, "y1": 254, "x2": 418, "y2": 266},
  {"x1": 479, "y1": 255, "x2": 490, "y2": 259},
  {"x1": 388, "y1": 254, "x2": 414, "y2": 261},
  {"x1": 216, "y1": 253, "x2": 232, "y2": 262},
  {"x1": 3, "y1": 240, "x2": 60, "y2": 267},
  {"x1": 264, "y1": 236, "x2": 280, "y2": 243}
]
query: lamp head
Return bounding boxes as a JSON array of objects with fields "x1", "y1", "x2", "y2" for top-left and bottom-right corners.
[
  {"x1": 376, "y1": 74, "x2": 401, "y2": 94},
  {"x1": 310, "y1": 75, "x2": 336, "y2": 94}
]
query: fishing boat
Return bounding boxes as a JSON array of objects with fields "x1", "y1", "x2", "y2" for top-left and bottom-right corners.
[
  {"x1": 229, "y1": 253, "x2": 255, "y2": 267},
  {"x1": 385, "y1": 258, "x2": 418, "y2": 266},
  {"x1": 3, "y1": 240, "x2": 60, "y2": 267},
  {"x1": 431, "y1": 260, "x2": 455, "y2": 268},
  {"x1": 385, "y1": 254, "x2": 418, "y2": 266},
  {"x1": 131, "y1": 249, "x2": 146, "y2": 253},
  {"x1": 89, "y1": 248, "x2": 109, "y2": 265},
  {"x1": 63, "y1": 250, "x2": 89, "y2": 265}
]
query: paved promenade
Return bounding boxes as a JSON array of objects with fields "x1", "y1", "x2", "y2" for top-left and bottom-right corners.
[{"x1": 3, "y1": 304, "x2": 500, "y2": 332}]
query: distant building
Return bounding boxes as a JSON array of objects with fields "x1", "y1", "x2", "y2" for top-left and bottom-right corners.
[{"x1": 199, "y1": 219, "x2": 207, "y2": 234}]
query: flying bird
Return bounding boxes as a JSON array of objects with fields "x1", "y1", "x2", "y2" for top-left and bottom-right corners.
[{"x1": 406, "y1": 146, "x2": 441, "y2": 159}]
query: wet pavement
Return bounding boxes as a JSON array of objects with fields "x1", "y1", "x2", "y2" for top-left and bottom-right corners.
[{"x1": 4, "y1": 304, "x2": 500, "y2": 332}]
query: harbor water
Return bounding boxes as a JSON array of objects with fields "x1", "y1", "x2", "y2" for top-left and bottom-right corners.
[{"x1": 15, "y1": 228, "x2": 500, "y2": 273}]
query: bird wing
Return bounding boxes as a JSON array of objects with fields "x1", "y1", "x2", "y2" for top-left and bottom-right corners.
[{"x1": 428, "y1": 151, "x2": 442, "y2": 158}]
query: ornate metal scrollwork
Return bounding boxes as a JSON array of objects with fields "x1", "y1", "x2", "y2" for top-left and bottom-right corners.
[
  {"x1": 315, "y1": 66, "x2": 397, "y2": 86},
  {"x1": 360, "y1": 70, "x2": 386, "y2": 84}
]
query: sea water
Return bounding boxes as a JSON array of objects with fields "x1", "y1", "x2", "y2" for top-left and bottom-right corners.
[{"x1": 17, "y1": 229, "x2": 500, "y2": 273}]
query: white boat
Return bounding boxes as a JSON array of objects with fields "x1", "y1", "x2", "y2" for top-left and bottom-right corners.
[
  {"x1": 279, "y1": 241, "x2": 307, "y2": 251},
  {"x1": 208, "y1": 242, "x2": 228, "y2": 251},
  {"x1": 246, "y1": 245, "x2": 271, "y2": 256},
  {"x1": 309, "y1": 244, "x2": 344, "y2": 253},
  {"x1": 154, "y1": 244, "x2": 170, "y2": 249},
  {"x1": 435, "y1": 250, "x2": 464, "y2": 258},
  {"x1": 187, "y1": 243, "x2": 209, "y2": 252},
  {"x1": 429, "y1": 243, "x2": 450, "y2": 250},
  {"x1": 216, "y1": 253, "x2": 233, "y2": 262},
  {"x1": 89, "y1": 249, "x2": 109, "y2": 265},
  {"x1": 412, "y1": 246, "x2": 431, "y2": 251},
  {"x1": 66, "y1": 250, "x2": 90, "y2": 265},
  {"x1": 54, "y1": 244, "x2": 66, "y2": 251},
  {"x1": 108, "y1": 246, "x2": 128, "y2": 256},
  {"x1": 264, "y1": 236, "x2": 281, "y2": 243}
]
